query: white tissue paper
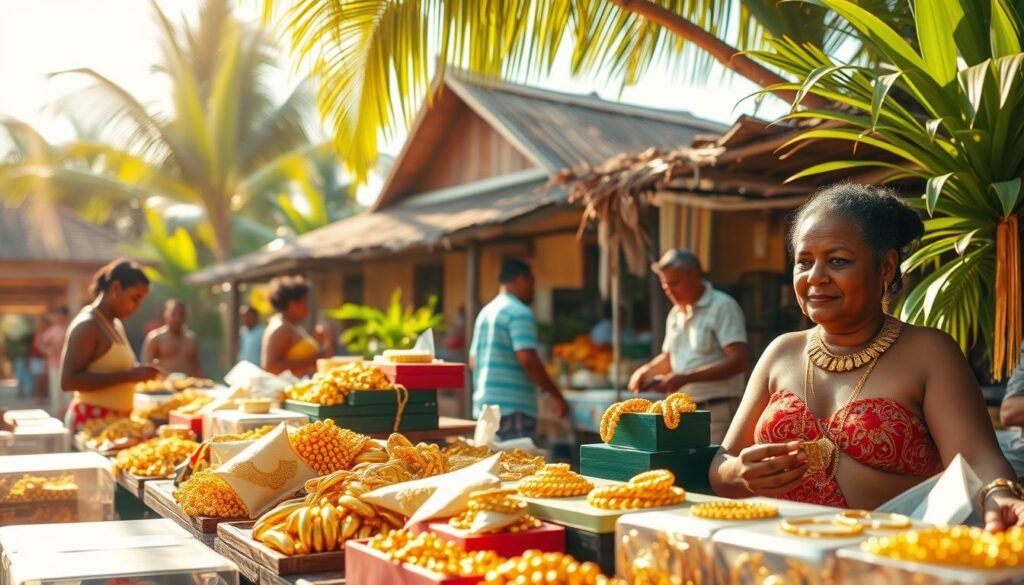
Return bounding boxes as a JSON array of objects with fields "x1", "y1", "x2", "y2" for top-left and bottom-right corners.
[
  {"x1": 474, "y1": 405, "x2": 502, "y2": 448},
  {"x1": 876, "y1": 454, "x2": 984, "y2": 526},
  {"x1": 412, "y1": 329, "x2": 436, "y2": 358},
  {"x1": 224, "y1": 360, "x2": 299, "y2": 400}
]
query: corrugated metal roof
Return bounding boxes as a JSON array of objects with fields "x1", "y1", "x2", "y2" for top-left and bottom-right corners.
[
  {"x1": 188, "y1": 176, "x2": 563, "y2": 285},
  {"x1": 448, "y1": 78, "x2": 729, "y2": 172},
  {"x1": 0, "y1": 202, "x2": 124, "y2": 264}
]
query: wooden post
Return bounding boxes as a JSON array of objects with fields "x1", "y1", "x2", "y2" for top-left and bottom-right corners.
[
  {"x1": 228, "y1": 280, "x2": 241, "y2": 366},
  {"x1": 611, "y1": 229, "x2": 622, "y2": 402},
  {"x1": 66, "y1": 274, "x2": 82, "y2": 313},
  {"x1": 464, "y1": 242, "x2": 481, "y2": 419},
  {"x1": 305, "y1": 269, "x2": 318, "y2": 334}
]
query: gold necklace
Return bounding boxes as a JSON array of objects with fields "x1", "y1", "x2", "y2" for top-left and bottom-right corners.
[
  {"x1": 800, "y1": 357, "x2": 878, "y2": 482},
  {"x1": 806, "y1": 315, "x2": 902, "y2": 372}
]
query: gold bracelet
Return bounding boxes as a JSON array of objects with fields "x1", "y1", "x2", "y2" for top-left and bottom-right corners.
[
  {"x1": 834, "y1": 510, "x2": 911, "y2": 530},
  {"x1": 778, "y1": 517, "x2": 864, "y2": 538},
  {"x1": 978, "y1": 478, "x2": 1024, "y2": 510}
]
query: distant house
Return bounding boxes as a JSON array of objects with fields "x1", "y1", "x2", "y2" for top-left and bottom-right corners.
[
  {"x1": 189, "y1": 76, "x2": 726, "y2": 357},
  {"x1": 0, "y1": 200, "x2": 124, "y2": 314}
]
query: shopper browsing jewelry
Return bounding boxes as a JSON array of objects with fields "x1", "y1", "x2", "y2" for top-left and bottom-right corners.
[{"x1": 708, "y1": 183, "x2": 1024, "y2": 531}]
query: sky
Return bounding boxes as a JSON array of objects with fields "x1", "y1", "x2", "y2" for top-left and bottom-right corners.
[{"x1": 0, "y1": 0, "x2": 790, "y2": 204}]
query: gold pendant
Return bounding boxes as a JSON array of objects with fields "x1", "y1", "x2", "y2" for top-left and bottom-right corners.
[{"x1": 799, "y1": 439, "x2": 836, "y2": 475}]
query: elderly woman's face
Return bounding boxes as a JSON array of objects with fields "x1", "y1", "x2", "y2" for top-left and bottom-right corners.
[{"x1": 793, "y1": 212, "x2": 891, "y2": 328}]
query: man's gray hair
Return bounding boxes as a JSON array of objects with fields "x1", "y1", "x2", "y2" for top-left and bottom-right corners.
[{"x1": 652, "y1": 248, "x2": 702, "y2": 274}]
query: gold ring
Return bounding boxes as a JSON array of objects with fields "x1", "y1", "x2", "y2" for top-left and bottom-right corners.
[
  {"x1": 778, "y1": 517, "x2": 864, "y2": 538},
  {"x1": 834, "y1": 510, "x2": 911, "y2": 530}
]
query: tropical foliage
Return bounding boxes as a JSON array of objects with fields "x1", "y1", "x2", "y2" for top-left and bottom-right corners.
[
  {"x1": 0, "y1": 0, "x2": 350, "y2": 261},
  {"x1": 750, "y1": 0, "x2": 1023, "y2": 378},
  {"x1": 328, "y1": 289, "x2": 445, "y2": 357},
  {"x1": 257, "y1": 0, "x2": 912, "y2": 182}
]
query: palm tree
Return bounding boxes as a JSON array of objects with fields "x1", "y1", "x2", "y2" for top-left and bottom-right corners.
[
  {"x1": 747, "y1": 0, "x2": 1023, "y2": 379},
  {"x1": 0, "y1": 0, "x2": 337, "y2": 261},
  {"x1": 257, "y1": 0, "x2": 911, "y2": 182}
]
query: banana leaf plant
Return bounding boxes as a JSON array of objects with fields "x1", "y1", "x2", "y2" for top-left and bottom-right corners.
[
  {"x1": 750, "y1": 0, "x2": 1024, "y2": 380},
  {"x1": 328, "y1": 289, "x2": 445, "y2": 358}
]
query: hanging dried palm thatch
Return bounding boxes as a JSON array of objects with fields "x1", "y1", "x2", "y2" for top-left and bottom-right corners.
[{"x1": 549, "y1": 144, "x2": 723, "y2": 280}]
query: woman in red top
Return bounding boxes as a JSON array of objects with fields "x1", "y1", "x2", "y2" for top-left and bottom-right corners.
[{"x1": 709, "y1": 183, "x2": 1024, "y2": 531}]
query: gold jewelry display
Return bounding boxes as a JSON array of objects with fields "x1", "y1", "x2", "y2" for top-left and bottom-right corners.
[
  {"x1": 834, "y1": 510, "x2": 910, "y2": 530},
  {"x1": 778, "y1": 517, "x2": 864, "y2": 539},
  {"x1": 730, "y1": 552, "x2": 813, "y2": 585},
  {"x1": 800, "y1": 354, "x2": 879, "y2": 482},
  {"x1": 482, "y1": 550, "x2": 625, "y2": 585},
  {"x1": 863, "y1": 526, "x2": 1023, "y2": 569},
  {"x1": 978, "y1": 477, "x2": 1024, "y2": 510},
  {"x1": 517, "y1": 463, "x2": 594, "y2": 498},
  {"x1": 600, "y1": 393, "x2": 696, "y2": 443},
  {"x1": 449, "y1": 487, "x2": 542, "y2": 533},
  {"x1": 806, "y1": 315, "x2": 902, "y2": 372},
  {"x1": 690, "y1": 501, "x2": 779, "y2": 521},
  {"x1": 587, "y1": 470, "x2": 686, "y2": 510},
  {"x1": 368, "y1": 529, "x2": 504, "y2": 577}
]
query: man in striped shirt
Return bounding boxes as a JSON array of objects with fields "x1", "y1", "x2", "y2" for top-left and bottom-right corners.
[{"x1": 470, "y1": 260, "x2": 569, "y2": 439}]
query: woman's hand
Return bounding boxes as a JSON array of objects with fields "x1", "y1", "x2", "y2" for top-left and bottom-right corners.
[
  {"x1": 131, "y1": 364, "x2": 164, "y2": 382},
  {"x1": 729, "y1": 441, "x2": 808, "y2": 497},
  {"x1": 984, "y1": 492, "x2": 1024, "y2": 532}
]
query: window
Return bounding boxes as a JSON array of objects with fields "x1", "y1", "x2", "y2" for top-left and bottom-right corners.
[
  {"x1": 414, "y1": 263, "x2": 444, "y2": 310},
  {"x1": 342, "y1": 273, "x2": 364, "y2": 305}
]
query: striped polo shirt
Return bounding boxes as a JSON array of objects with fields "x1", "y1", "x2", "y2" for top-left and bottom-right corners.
[{"x1": 470, "y1": 292, "x2": 538, "y2": 418}]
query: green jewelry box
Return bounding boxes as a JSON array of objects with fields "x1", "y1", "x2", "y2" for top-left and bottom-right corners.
[
  {"x1": 580, "y1": 442, "x2": 720, "y2": 493},
  {"x1": 607, "y1": 411, "x2": 711, "y2": 452}
]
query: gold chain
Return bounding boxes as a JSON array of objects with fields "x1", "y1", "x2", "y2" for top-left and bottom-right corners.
[
  {"x1": 806, "y1": 315, "x2": 902, "y2": 372},
  {"x1": 801, "y1": 356, "x2": 878, "y2": 482}
]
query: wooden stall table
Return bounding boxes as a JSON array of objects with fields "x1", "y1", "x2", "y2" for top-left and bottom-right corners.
[
  {"x1": 143, "y1": 479, "x2": 245, "y2": 547},
  {"x1": 366, "y1": 416, "x2": 476, "y2": 442}
]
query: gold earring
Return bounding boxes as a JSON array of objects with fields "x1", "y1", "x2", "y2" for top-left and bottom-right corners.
[{"x1": 881, "y1": 287, "x2": 890, "y2": 314}]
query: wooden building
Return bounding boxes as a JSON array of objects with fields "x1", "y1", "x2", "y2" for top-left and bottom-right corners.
[
  {"x1": 0, "y1": 200, "x2": 124, "y2": 315},
  {"x1": 188, "y1": 77, "x2": 727, "y2": 357}
]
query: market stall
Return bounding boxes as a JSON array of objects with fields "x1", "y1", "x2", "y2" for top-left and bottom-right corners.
[{"x1": 2, "y1": 372, "x2": 1020, "y2": 585}]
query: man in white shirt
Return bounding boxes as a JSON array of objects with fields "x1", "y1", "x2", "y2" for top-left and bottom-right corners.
[{"x1": 628, "y1": 249, "x2": 750, "y2": 443}]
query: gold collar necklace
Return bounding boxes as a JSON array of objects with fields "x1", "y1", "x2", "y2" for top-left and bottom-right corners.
[{"x1": 806, "y1": 315, "x2": 903, "y2": 372}]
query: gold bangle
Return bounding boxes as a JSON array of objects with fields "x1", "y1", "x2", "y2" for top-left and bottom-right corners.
[
  {"x1": 834, "y1": 510, "x2": 911, "y2": 530},
  {"x1": 978, "y1": 478, "x2": 1024, "y2": 509},
  {"x1": 778, "y1": 517, "x2": 864, "y2": 538}
]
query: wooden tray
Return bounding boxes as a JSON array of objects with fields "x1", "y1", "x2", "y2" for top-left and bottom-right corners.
[
  {"x1": 115, "y1": 469, "x2": 166, "y2": 500},
  {"x1": 143, "y1": 479, "x2": 247, "y2": 546},
  {"x1": 218, "y1": 521, "x2": 346, "y2": 576},
  {"x1": 580, "y1": 443, "x2": 719, "y2": 492},
  {"x1": 608, "y1": 411, "x2": 711, "y2": 452}
]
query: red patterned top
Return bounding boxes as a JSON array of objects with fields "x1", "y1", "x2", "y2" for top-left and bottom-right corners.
[{"x1": 755, "y1": 390, "x2": 942, "y2": 508}]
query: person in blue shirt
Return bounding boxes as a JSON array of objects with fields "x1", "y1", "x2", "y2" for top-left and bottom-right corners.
[
  {"x1": 237, "y1": 305, "x2": 265, "y2": 366},
  {"x1": 470, "y1": 260, "x2": 569, "y2": 439}
]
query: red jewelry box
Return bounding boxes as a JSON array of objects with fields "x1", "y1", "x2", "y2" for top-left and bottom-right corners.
[
  {"x1": 424, "y1": 520, "x2": 565, "y2": 559},
  {"x1": 376, "y1": 362, "x2": 466, "y2": 390},
  {"x1": 345, "y1": 539, "x2": 484, "y2": 585},
  {"x1": 168, "y1": 410, "x2": 204, "y2": 439}
]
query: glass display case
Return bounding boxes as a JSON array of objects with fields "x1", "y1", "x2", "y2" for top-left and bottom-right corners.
[
  {"x1": 0, "y1": 426, "x2": 71, "y2": 456},
  {"x1": 203, "y1": 409, "x2": 307, "y2": 438},
  {"x1": 0, "y1": 452, "x2": 114, "y2": 526},
  {"x1": 3, "y1": 530, "x2": 237, "y2": 585},
  {"x1": 0, "y1": 518, "x2": 191, "y2": 556},
  {"x1": 615, "y1": 498, "x2": 838, "y2": 585},
  {"x1": 712, "y1": 512, "x2": 927, "y2": 585}
]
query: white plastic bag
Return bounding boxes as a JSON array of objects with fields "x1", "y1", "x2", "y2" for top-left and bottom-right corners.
[{"x1": 876, "y1": 454, "x2": 984, "y2": 526}]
